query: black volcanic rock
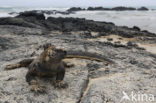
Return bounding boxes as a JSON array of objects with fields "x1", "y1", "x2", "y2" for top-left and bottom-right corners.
[
  {"x1": 0, "y1": 17, "x2": 40, "y2": 28},
  {"x1": 17, "y1": 11, "x2": 46, "y2": 20},
  {"x1": 133, "y1": 26, "x2": 141, "y2": 31},
  {"x1": 68, "y1": 6, "x2": 150, "y2": 11},
  {"x1": 111, "y1": 6, "x2": 136, "y2": 11},
  {"x1": 0, "y1": 37, "x2": 17, "y2": 51},
  {"x1": 87, "y1": 6, "x2": 136, "y2": 11},
  {"x1": 67, "y1": 7, "x2": 85, "y2": 12},
  {"x1": 137, "y1": 7, "x2": 149, "y2": 11},
  {"x1": 87, "y1": 7, "x2": 111, "y2": 11},
  {"x1": 0, "y1": 12, "x2": 155, "y2": 38},
  {"x1": 127, "y1": 41, "x2": 138, "y2": 47}
]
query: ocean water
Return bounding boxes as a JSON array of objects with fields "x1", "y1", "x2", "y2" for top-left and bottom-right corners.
[{"x1": 0, "y1": 6, "x2": 156, "y2": 33}]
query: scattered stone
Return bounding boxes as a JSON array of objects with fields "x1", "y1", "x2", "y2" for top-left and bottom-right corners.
[
  {"x1": 114, "y1": 41, "x2": 121, "y2": 44},
  {"x1": 130, "y1": 59, "x2": 138, "y2": 64},
  {"x1": 137, "y1": 7, "x2": 149, "y2": 11},
  {"x1": 107, "y1": 38, "x2": 113, "y2": 41},
  {"x1": 118, "y1": 37, "x2": 123, "y2": 40},
  {"x1": 67, "y1": 7, "x2": 85, "y2": 12},
  {"x1": 68, "y1": 6, "x2": 150, "y2": 11},
  {"x1": 111, "y1": 6, "x2": 136, "y2": 11},
  {"x1": 127, "y1": 41, "x2": 138, "y2": 47},
  {"x1": 133, "y1": 26, "x2": 141, "y2": 31},
  {"x1": 17, "y1": 11, "x2": 45, "y2": 20}
]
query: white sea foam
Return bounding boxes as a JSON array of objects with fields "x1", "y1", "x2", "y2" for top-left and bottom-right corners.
[{"x1": 0, "y1": 12, "x2": 14, "y2": 17}]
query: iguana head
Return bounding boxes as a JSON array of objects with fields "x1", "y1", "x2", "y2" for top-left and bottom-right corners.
[{"x1": 42, "y1": 43, "x2": 67, "y2": 62}]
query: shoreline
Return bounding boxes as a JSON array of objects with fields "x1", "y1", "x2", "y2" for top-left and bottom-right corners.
[
  {"x1": 1, "y1": 7, "x2": 156, "y2": 33},
  {"x1": 0, "y1": 11, "x2": 156, "y2": 54}
]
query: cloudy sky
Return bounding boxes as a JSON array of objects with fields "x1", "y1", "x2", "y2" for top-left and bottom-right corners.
[{"x1": 0, "y1": 0, "x2": 156, "y2": 7}]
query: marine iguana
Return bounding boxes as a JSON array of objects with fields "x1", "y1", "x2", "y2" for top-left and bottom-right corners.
[{"x1": 5, "y1": 43, "x2": 113, "y2": 93}]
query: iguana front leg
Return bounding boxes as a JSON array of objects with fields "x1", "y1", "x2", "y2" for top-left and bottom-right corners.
[
  {"x1": 5, "y1": 63, "x2": 21, "y2": 70},
  {"x1": 54, "y1": 64, "x2": 68, "y2": 88},
  {"x1": 5, "y1": 58, "x2": 34, "y2": 70},
  {"x1": 26, "y1": 68, "x2": 46, "y2": 93}
]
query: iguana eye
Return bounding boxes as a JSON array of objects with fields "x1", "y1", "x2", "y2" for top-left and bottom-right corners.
[
  {"x1": 48, "y1": 53, "x2": 51, "y2": 56},
  {"x1": 48, "y1": 51, "x2": 52, "y2": 56},
  {"x1": 48, "y1": 51, "x2": 56, "y2": 56}
]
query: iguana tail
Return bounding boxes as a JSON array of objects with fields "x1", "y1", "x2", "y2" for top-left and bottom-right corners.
[
  {"x1": 5, "y1": 58, "x2": 33, "y2": 70},
  {"x1": 5, "y1": 51, "x2": 114, "y2": 70},
  {"x1": 66, "y1": 50, "x2": 114, "y2": 64}
]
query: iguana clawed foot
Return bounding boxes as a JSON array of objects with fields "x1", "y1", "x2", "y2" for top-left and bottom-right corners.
[
  {"x1": 30, "y1": 84, "x2": 46, "y2": 93},
  {"x1": 5, "y1": 64, "x2": 20, "y2": 70},
  {"x1": 54, "y1": 81, "x2": 68, "y2": 89},
  {"x1": 29, "y1": 80, "x2": 46, "y2": 93}
]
